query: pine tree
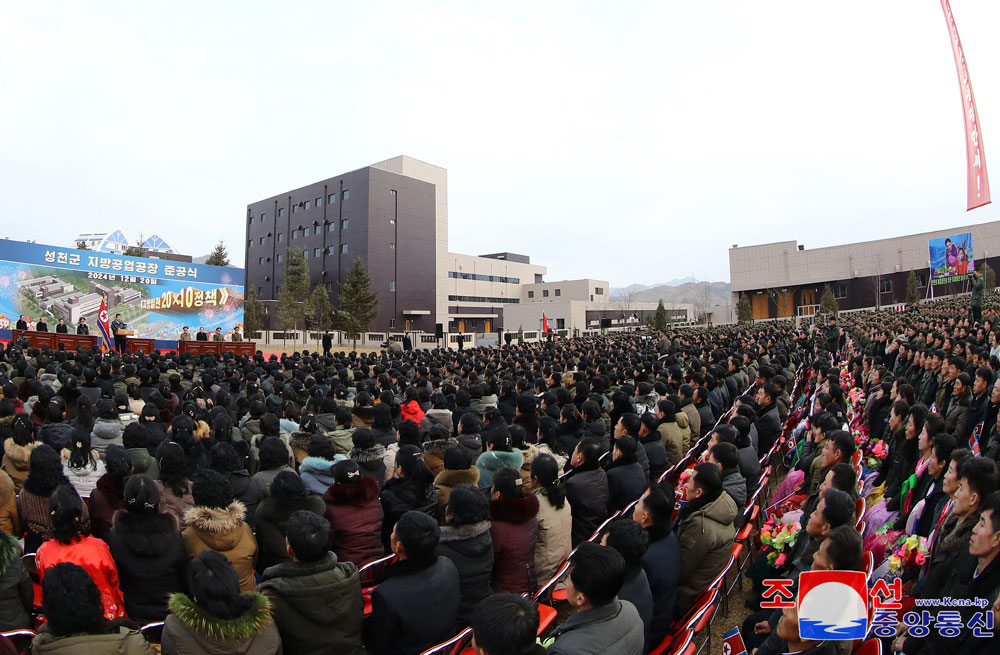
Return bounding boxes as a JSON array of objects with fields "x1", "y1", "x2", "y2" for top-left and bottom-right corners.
[
  {"x1": 242, "y1": 286, "x2": 266, "y2": 339},
  {"x1": 276, "y1": 248, "x2": 310, "y2": 348},
  {"x1": 206, "y1": 240, "x2": 231, "y2": 266},
  {"x1": 76, "y1": 242, "x2": 90, "y2": 250},
  {"x1": 737, "y1": 293, "x2": 753, "y2": 323},
  {"x1": 820, "y1": 284, "x2": 839, "y2": 317},
  {"x1": 306, "y1": 284, "x2": 333, "y2": 333},
  {"x1": 335, "y1": 258, "x2": 380, "y2": 352},
  {"x1": 653, "y1": 299, "x2": 668, "y2": 332},
  {"x1": 905, "y1": 271, "x2": 920, "y2": 307}
]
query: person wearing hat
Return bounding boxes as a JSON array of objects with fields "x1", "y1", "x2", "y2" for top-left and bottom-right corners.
[
  {"x1": 378, "y1": 445, "x2": 436, "y2": 549},
  {"x1": 323, "y1": 459, "x2": 384, "y2": 567}
]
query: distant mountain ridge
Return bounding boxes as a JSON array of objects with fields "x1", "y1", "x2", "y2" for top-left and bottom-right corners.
[{"x1": 612, "y1": 280, "x2": 731, "y2": 307}]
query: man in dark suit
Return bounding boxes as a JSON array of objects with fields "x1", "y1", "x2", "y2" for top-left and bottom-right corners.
[
  {"x1": 55, "y1": 319, "x2": 68, "y2": 334},
  {"x1": 35, "y1": 317, "x2": 48, "y2": 332},
  {"x1": 196, "y1": 327, "x2": 208, "y2": 341},
  {"x1": 76, "y1": 317, "x2": 89, "y2": 335},
  {"x1": 322, "y1": 332, "x2": 332, "y2": 356},
  {"x1": 110, "y1": 313, "x2": 127, "y2": 354},
  {"x1": 15, "y1": 316, "x2": 27, "y2": 330}
]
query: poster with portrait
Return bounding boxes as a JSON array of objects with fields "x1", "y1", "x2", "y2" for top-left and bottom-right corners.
[{"x1": 929, "y1": 232, "x2": 975, "y2": 286}]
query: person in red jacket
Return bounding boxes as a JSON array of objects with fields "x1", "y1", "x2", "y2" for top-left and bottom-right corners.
[
  {"x1": 36, "y1": 485, "x2": 126, "y2": 620},
  {"x1": 324, "y1": 460, "x2": 385, "y2": 567},
  {"x1": 489, "y1": 467, "x2": 539, "y2": 594},
  {"x1": 399, "y1": 387, "x2": 426, "y2": 425}
]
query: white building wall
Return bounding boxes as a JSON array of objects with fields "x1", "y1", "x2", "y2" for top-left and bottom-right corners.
[{"x1": 520, "y1": 279, "x2": 609, "y2": 303}]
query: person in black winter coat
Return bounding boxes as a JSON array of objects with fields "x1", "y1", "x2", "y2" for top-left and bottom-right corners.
[
  {"x1": 209, "y1": 442, "x2": 262, "y2": 529},
  {"x1": 754, "y1": 383, "x2": 782, "y2": 458},
  {"x1": 379, "y1": 445, "x2": 437, "y2": 549},
  {"x1": 564, "y1": 438, "x2": 609, "y2": 545},
  {"x1": 581, "y1": 401, "x2": 611, "y2": 453},
  {"x1": 0, "y1": 531, "x2": 32, "y2": 630},
  {"x1": 603, "y1": 520, "x2": 654, "y2": 653},
  {"x1": 633, "y1": 484, "x2": 681, "y2": 648},
  {"x1": 555, "y1": 405, "x2": 587, "y2": 458},
  {"x1": 638, "y1": 414, "x2": 668, "y2": 483},
  {"x1": 369, "y1": 511, "x2": 461, "y2": 655},
  {"x1": 106, "y1": 475, "x2": 187, "y2": 623},
  {"x1": 605, "y1": 435, "x2": 647, "y2": 513},
  {"x1": 696, "y1": 388, "x2": 716, "y2": 437},
  {"x1": 349, "y1": 428, "x2": 387, "y2": 486},
  {"x1": 435, "y1": 484, "x2": 493, "y2": 629},
  {"x1": 456, "y1": 413, "x2": 484, "y2": 461}
]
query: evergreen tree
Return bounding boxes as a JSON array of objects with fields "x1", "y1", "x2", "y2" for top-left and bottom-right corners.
[
  {"x1": 737, "y1": 293, "x2": 753, "y2": 324},
  {"x1": 653, "y1": 299, "x2": 668, "y2": 332},
  {"x1": 335, "y1": 258, "x2": 380, "y2": 352},
  {"x1": 76, "y1": 242, "x2": 90, "y2": 250},
  {"x1": 276, "y1": 248, "x2": 310, "y2": 348},
  {"x1": 820, "y1": 284, "x2": 838, "y2": 317},
  {"x1": 306, "y1": 284, "x2": 334, "y2": 333},
  {"x1": 983, "y1": 262, "x2": 996, "y2": 295},
  {"x1": 905, "y1": 271, "x2": 920, "y2": 307},
  {"x1": 206, "y1": 240, "x2": 231, "y2": 266},
  {"x1": 242, "y1": 286, "x2": 266, "y2": 340}
]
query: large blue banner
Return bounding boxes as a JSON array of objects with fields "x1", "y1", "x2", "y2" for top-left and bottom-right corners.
[
  {"x1": 929, "y1": 232, "x2": 975, "y2": 286},
  {"x1": 0, "y1": 239, "x2": 244, "y2": 340}
]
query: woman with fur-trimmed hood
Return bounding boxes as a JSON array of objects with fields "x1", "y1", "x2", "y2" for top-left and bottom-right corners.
[
  {"x1": 163, "y1": 550, "x2": 280, "y2": 655},
  {"x1": 2, "y1": 414, "x2": 38, "y2": 493},
  {"x1": 348, "y1": 428, "x2": 386, "y2": 485},
  {"x1": 433, "y1": 446, "x2": 480, "y2": 521},
  {"x1": 421, "y1": 424, "x2": 458, "y2": 478},
  {"x1": 323, "y1": 460, "x2": 384, "y2": 567},
  {"x1": 181, "y1": 470, "x2": 258, "y2": 593}
]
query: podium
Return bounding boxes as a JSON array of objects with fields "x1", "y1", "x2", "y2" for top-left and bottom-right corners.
[
  {"x1": 127, "y1": 337, "x2": 156, "y2": 353},
  {"x1": 116, "y1": 329, "x2": 136, "y2": 337}
]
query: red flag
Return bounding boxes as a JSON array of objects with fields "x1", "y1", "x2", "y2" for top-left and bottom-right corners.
[
  {"x1": 97, "y1": 298, "x2": 112, "y2": 352},
  {"x1": 542, "y1": 314, "x2": 551, "y2": 334},
  {"x1": 940, "y1": 0, "x2": 991, "y2": 210}
]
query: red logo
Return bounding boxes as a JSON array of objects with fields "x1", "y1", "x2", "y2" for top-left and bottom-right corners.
[{"x1": 99, "y1": 310, "x2": 108, "y2": 323}]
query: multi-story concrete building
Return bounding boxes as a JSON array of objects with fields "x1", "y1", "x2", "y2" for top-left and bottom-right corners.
[
  {"x1": 729, "y1": 220, "x2": 1000, "y2": 320},
  {"x1": 245, "y1": 156, "x2": 546, "y2": 333}
]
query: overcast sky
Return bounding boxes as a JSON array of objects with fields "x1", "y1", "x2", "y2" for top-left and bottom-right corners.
[{"x1": 2, "y1": 1, "x2": 999, "y2": 287}]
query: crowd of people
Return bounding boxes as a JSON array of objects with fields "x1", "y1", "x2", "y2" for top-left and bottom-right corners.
[{"x1": 0, "y1": 291, "x2": 995, "y2": 654}]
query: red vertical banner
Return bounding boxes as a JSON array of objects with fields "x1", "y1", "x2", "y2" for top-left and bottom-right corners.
[{"x1": 940, "y1": 0, "x2": 991, "y2": 210}]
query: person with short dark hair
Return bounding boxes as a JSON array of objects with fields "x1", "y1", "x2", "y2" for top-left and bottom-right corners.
[
  {"x1": 545, "y1": 542, "x2": 644, "y2": 655},
  {"x1": 602, "y1": 520, "x2": 653, "y2": 651},
  {"x1": 33, "y1": 562, "x2": 155, "y2": 654},
  {"x1": 163, "y1": 551, "x2": 280, "y2": 654},
  {"x1": 259, "y1": 510, "x2": 364, "y2": 655},
  {"x1": 605, "y1": 434, "x2": 647, "y2": 513},
  {"x1": 674, "y1": 463, "x2": 737, "y2": 616},
  {"x1": 754, "y1": 382, "x2": 782, "y2": 456},
  {"x1": 379, "y1": 445, "x2": 437, "y2": 549},
  {"x1": 369, "y1": 511, "x2": 461, "y2": 655},
  {"x1": 256, "y1": 470, "x2": 327, "y2": 570},
  {"x1": 88, "y1": 444, "x2": 132, "y2": 539},
  {"x1": 709, "y1": 441, "x2": 746, "y2": 526},
  {"x1": 182, "y1": 470, "x2": 258, "y2": 592},
  {"x1": 323, "y1": 459, "x2": 384, "y2": 567},
  {"x1": 470, "y1": 593, "x2": 545, "y2": 655},
  {"x1": 632, "y1": 484, "x2": 680, "y2": 647},
  {"x1": 433, "y1": 445, "x2": 480, "y2": 521},
  {"x1": 436, "y1": 483, "x2": 494, "y2": 628},
  {"x1": 37, "y1": 485, "x2": 127, "y2": 620},
  {"x1": 564, "y1": 437, "x2": 609, "y2": 545}
]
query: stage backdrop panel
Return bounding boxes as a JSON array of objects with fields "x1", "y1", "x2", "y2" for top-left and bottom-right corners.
[{"x1": 928, "y1": 232, "x2": 974, "y2": 286}]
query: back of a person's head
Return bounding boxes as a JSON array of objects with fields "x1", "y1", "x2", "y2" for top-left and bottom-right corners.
[
  {"x1": 28, "y1": 443, "x2": 65, "y2": 491},
  {"x1": 42, "y1": 563, "x2": 104, "y2": 637},
  {"x1": 569, "y1": 541, "x2": 626, "y2": 607},
  {"x1": 640, "y1": 483, "x2": 673, "y2": 528},
  {"x1": 709, "y1": 441, "x2": 740, "y2": 470},
  {"x1": 604, "y1": 519, "x2": 649, "y2": 568},
  {"x1": 191, "y1": 469, "x2": 234, "y2": 510},
  {"x1": 49, "y1": 484, "x2": 86, "y2": 545},
  {"x1": 187, "y1": 550, "x2": 254, "y2": 620},
  {"x1": 397, "y1": 419, "x2": 421, "y2": 446},
  {"x1": 471, "y1": 593, "x2": 540, "y2": 655},
  {"x1": 286, "y1": 510, "x2": 331, "y2": 563},
  {"x1": 394, "y1": 510, "x2": 440, "y2": 562},
  {"x1": 122, "y1": 421, "x2": 148, "y2": 450},
  {"x1": 307, "y1": 433, "x2": 336, "y2": 460},
  {"x1": 123, "y1": 474, "x2": 160, "y2": 514},
  {"x1": 820, "y1": 488, "x2": 854, "y2": 528},
  {"x1": 821, "y1": 525, "x2": 864, "y2": 571},
  {"x1": 447, "y1": 483, "x2": 489, "y2": 525},
  {"x1": 104, "y1": 444, "x2": 132, "y2": 480},
  {"x1": 443, "y1": 445, "x2": 472, "y2": 471},
  {"x1": 271, "y1": 469, "x2": 307, "y2": 500},
  {"x1": 492, "y1": 467, "x2": 525, "y2": 499},
  {"x1": 258, "y1": 436, "x2": 288, "y2": 471},
  {"x1": 575, "y1": 437, "x2": 601, "y2": 468},
  {"x1": 209, "y1": 442, "x2": 240, "y2": 474},
  {"x1": 692, "y1": 462, "x2": 724, "y2": 502}
]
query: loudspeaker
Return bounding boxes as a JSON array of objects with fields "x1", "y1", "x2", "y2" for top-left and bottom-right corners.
[{"x1": 435, "y1": 323, "x2": 444, "y2": 339}]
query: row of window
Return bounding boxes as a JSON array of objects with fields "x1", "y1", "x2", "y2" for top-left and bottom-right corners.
[
  {"x1": 829, "y1": 273, "x2": 927, "y2": 300},
  {"x1": 447, "y1": 272, "x2": 521, "y2": 284},
  {"x1": 250, "y1": 190, "x2": 350, "y2": 224},
  {"x1": 448, "y1": 295, "x2": 520, "y2": 304},
  {"x1": 257, "y1": 244, "x2": 349, "y2": 264},
  {"x1": 249, "y1": 221, "x2": 350, "y2": 248},
  {"x1": 528, "y1": 288, "x2": 561, "y2": 298}
]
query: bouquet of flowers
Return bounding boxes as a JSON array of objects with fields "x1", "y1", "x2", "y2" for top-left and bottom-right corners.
[
  {"x1": 865, "y1": 439, "x2": 889, "y2": 470},
  {"x1": 888, "y1": 534, "x2": 929, "y2": 573},
  {"x1": 675, "y1": 467, "x2": 696, "y2": 509},
  {"x1": 760, "y1": 517, "x2": 802, "y2": 568}
]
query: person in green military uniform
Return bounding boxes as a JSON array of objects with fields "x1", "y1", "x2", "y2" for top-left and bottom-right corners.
[{"x1": 970, "y1": 268, "x2": 984, "y2": 324}]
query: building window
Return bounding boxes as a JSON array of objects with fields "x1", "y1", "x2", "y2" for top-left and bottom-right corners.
[
  {"x1": 292, "y1": 230, "x2": 299, "y2": 240},
  {"x1": 248, "y1": 240, "x2": 253, "y2": 248},
  {"x1": 343, "y1": 190, "x2": 349, "y2": 200},
  {"x1": 258, "y1": 287, "x2": 263, "y2": 295},
  {"x1": 917, "y1": 273, "x2": 927, "y2": 287},
  {"x1": 389, "y1": 242, "x2": 395, "y2": 249},
  {"x1": 834, "y1": 284, "x2": 847, "y2": 299},
  {"x1": 314, "y1": 226, "x2": 321, "y2": 235},
  {"x1": 277, "y1": 233, "x2": 284, "y2": 243},
  {"x1": 595, "y1": 287, "x2": 604, "y2": 295},
  {"x1": 390, "y1": 189, "x2": 396, "y2": 196},
  {"x1": 389, "y1": 281, "x2": 396, "y2": 291},
  {"x1": 261, "y1": 213, "x2": 267, "y2": 222},
  {"x1": 276, "y1": 286, "x2": 281, "y2": 295},
  {"x1": 555, "y1": 289, "x2": 561, "y2": 297},
  {"x1": 389, "y1": 318, "x2": 396, "y2": 328},
  {"x1": 528, "y1": 291, "x2": 534, "y2": 298},
  {"x1": 292, "y1": 205, "x2": 298, "y2": 214},
  {"x1": 446, "y1": 272, "x2": 520, "y2": 284},
  {"x1": 556, "y1": 319, "x2": 565, "y2": 330},
  {"x1": 390, "y1": 218, "x2": 396, "y2": 225},
  {"x1": 448, "y1": 295, "x2": 519, "y2": 304},
  {"x1": 315, "y1": 197, "x2": 322, "y2": 206},
  {"x1": 278, "y1": 208, "x2": 285, "y2": 217},
  {"x1": 879, "y1": 279, "x2": 893, "y2": 294},
  {"x1": 328, "y1": 194, "x2": 336, "y2": 204},
  {"x1": 258, "y1": 257, "x2": 264, "y2": 265},
  {"x1": 314, "y1": 248, "x2": 321, "y2": 258},
  {"x1": 543, "y1": 290, "x2": 549, "y2": 297},
  {"x1": 277, "y1": 254, "x2": 284, "y2": 263},
  {"x1": 340, "y1": 244, "x2": 349, "y2": 254},
  {"x1": 590, "y1": 295, "x2": 594, "y2": 301},
  {"x1": 259, "y1": 238, "x2": 264, "y2": 246},
  {"x1": 303, "y1": 250, "x2": 308, "y2": 258},
  {"x1": 341, "y1": 219, "x2": 349, "y2": 230},
  {"x1": 326, "y1": 282, "x2": 334, "y2": 291},
  {"x1": 304, "y1": 200, "x2": 311, "y2": 209},
  {"x1": 328, "y1": 222, "x2": 335, "y2": 232}
]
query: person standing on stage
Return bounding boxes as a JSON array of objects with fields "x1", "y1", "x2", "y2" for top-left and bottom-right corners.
[
  {"x1": 77, "y1": 317, "x2": 89, "y2": 335},
  {"x1": 36, "y1": 317, "x2": 48, "y2": 332},
  {"x1": 15, "y1": 316, "x2": 27, "y2": 330},
  {"x1": 196, "y1": 327, "x2": 208, "y2": 341},
  {"x1": 231, "y1": 326, "x2": 243, "y2": 342},
  {"x1": 55, "y1": 319, "x2": 68, "y2": 334},
  {"x1": 212, "y1": 328, "x2": 224, "y2": 342},
  {"x1": 179, "y1": 326, "x2": 192, "y2": 341},
  {"x1": 111, "y1": 313, "x2": 128, "y2": 354}
]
